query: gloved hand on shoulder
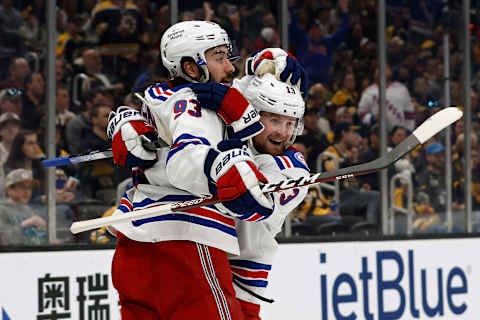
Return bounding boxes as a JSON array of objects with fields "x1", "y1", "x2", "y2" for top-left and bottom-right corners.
[{"x1": 185, "y1": 82, "x2": 264, "y2": 141}]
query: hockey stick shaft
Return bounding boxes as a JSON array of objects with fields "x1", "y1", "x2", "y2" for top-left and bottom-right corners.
[
  {"x1": 70, "y1": 107, "x2": 462, "y2": 234},
  {"x1": 42, "y1": 138, "x2": 167, "y2": 168},
  {"x1": 42, "y1": 150, "x2": 113, "y2": 167}
]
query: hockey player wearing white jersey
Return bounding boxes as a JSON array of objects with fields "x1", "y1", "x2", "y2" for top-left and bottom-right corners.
[
  {"x1": 106, "y1": 21, "x2": 308, "y2": 320},
  {"x1": 357, "y1": 65, "x2": 416, "y2": 131},
  {"x1": 227, "y1": 74, "x2": 309, "y2": 319}
]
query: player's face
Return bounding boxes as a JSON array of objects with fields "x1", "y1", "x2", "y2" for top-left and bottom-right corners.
[
  {"x1": 205, "y1": 45, "x2": 235, "y2": 85},
  {"x1": 253, "y1": 112, "x2": 296, "y2": 156}
]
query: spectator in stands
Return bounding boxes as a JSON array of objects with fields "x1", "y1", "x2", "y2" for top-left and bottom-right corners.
[
  {"x1": 0, "y1": 87, "x2": 22, "y2": 115},
  {"x1": 301, "y1": 108, "x2": 329, "y2": 171},
  {"x1": 307, "y1": 83, "x2": 329, "y2": 112},
  {"x1": 78, "y1": 104, "x2": 118, "y2": 204},
  {"x1": 4, "y1": 129, "x2": 44, "y2": 197},
  {"x1": 322, "y1": 122, "x2": 381, "y2": 226},
  {"x1": 0, "y1": 112, "x2": 21, "y2": 166},
  {"x1": 417, "y1": 142, "x2": 446, "y2": 213},
  {"x1": 306, "y1": 83, "x2": 333, "y2": 139},
  {"x1": 335, "y1": 106, "x2": 354, "y2": 125},
  {"x1": 357, "y1": 65, "x2": 416, "y2": 132},
  {"x1": 65, "y1": 87, "x2": 109, "y2": 155},
  {"x1": 0, "y1": 169, "x2": 47, "y2": 245},
  {"x1": 252, "y1": 10, "x2": 280, "y2": 51},
  {"x1": 214, "y1": 3, "x2": 243, "y2": 55},
  {"x1": 79, "y1": 48, "x2": 124, "y2": 92},
  {"x1": 5, "y1": 128, "x2": 75, "y2": 206},
  {"x1": 55, "y1": 85, "x2": 75, "y2": 128},
  {"x1": 20, "y1": 72, "x2": 45, "y2": 130},
  {"x1": 254, "y1": 27, "x2": 280, "y2": 51},
  {"x1": 0, "y1": 1, "x2": 26, "y2": 77},
  {"x1": 55, "y1": 57, "x2": 69, "y2": 89},
  {"x1": 346, "y1": 21, "x2": 370, "y2": 54},
  {"x1": 56, "y1": 14, "x2": 90, "y2": 66},
  {"x1": 357, "y1": 123, "x2": 381, "y2": 191},
  {"x1": 90, "y1": 0, "x2": 145, "y2": 87},
  {"x1": 0, "y1": 57, "x2": 30, "y2": 90},
  {"x1": 143, "y1": 5, "x2": 169, "y2": 51},
  {"x1": 331, "y1": 71, "x2": 358, "y2": 107},
  {"x1": 0, "y1": 112, "x2": 20, "y2": 199},
  {"x1": 289, "y1": 0, "x2": 350, "y2": 85},
  {"x1": 452, "y1": 133, "x2": 480, "y2": 211}
]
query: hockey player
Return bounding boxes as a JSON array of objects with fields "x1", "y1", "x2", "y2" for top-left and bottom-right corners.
[
  {"x1": 107, "y1": 21, "x2": 308, "y2": 319},
  {"x1": 227, "y1": 73, "x2": 309, "y2": 319}
]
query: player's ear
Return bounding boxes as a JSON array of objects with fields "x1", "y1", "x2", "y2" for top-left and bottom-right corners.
[{"x1": 182, "y1": 60, "x2": 200, "y2": 80}]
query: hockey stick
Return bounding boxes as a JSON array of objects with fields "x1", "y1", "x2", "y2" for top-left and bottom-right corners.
[
  {"x1": 70, "y1": 107, "x2": 462, "y2": 234},
  {"x1": 42, "y1": 138, "x2": 167, "y2": 167},
  {"x1": 42, "y1": 149, "x2": 113, "y2": 167}
]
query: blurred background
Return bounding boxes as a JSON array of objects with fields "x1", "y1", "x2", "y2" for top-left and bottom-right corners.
[{"x1": 0, "y1": 0, "x2": 479, "y2": 247}]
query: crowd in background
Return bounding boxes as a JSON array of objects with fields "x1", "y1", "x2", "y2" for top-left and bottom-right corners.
[{"x1": 0, "y1": 0, "x2": 479, "y2": 246}]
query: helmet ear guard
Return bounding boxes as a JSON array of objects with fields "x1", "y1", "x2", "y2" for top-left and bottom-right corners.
[{"x1": 244, "y1": 73, "x2": 305, "y2": 144}]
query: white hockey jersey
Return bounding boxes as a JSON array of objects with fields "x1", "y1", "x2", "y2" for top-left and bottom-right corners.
[
  {"x1": 110, "y1": 78, "x2": 310, "y2": 306},
  {"x1": 111, "y1": 77, "x2": 308, "y2": 256},
  {"x1": 357, "y1": 82, "x2": 416, "y2": 131},
  {"x1": 229, "y1": 148, "x2": 309, "y2": 305}
]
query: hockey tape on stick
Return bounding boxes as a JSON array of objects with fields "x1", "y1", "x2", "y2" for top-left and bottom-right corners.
[{"x1": 70, "y1": 107, "x2": 462, "y2": 234}]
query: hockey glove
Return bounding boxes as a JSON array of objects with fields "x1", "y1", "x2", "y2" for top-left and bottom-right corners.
[
  {"x1": 246, "y1": 48, "x2": 308, "y2": 96},
  {"x1": 107, "y1": 106, "x2": 158, "y2": 169},
  {"x1": 186, "y1": 83, "x2": 264, "y2": 141},
  {"x1": 204, "y1": 139, "x2": 274, "y2": 221}
]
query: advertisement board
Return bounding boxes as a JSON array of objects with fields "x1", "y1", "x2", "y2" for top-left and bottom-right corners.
[
  {"x1": 0, "y1": 238, "x2": 478, "y2": 320},
  {"x1": 261, "y1": 238, "x2": 478, "y2": 320},
  {"x1": 0, "y1": 249, "x2": 120, "y2": 320}
]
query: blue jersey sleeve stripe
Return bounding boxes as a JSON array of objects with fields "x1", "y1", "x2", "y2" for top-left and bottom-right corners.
[
  {"x1": 173, "y1": 133, "x2": 210, "y2": 146},
  {"x1": 147, "y1": 86, "x2": 168, "y2": 101},
  {"x1": 233, "y1": 275, "x2": 268, "y2": 288},
  {"x1": 229, "y1": 259, "x2": 272, "y2": 270},
  {"x1": 131, "y1": 213, "x2": 237, "y2": 237},
  {"x1": 118, "y1": 205, "x2": 131, "y2": 213}
]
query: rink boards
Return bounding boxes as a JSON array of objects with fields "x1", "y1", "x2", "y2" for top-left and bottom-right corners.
[{"x1": 0, "y1": 237, "x2": 479, "y2": 320}]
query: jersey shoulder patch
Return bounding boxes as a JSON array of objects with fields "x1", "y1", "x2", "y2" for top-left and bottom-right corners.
[{"x1": 273, "y1": 148, "x2": 309, "y2": 172}]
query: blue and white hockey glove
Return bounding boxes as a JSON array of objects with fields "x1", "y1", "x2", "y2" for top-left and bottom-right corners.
[
  {"x1": 107, "y1": 106, "x2": 158, "y2": 169},
  {"x1": 204, "y1": 139, "x2": 274, "y2": 221},
  {"x1": 185, "y1": 83, "x2": 264, "y2": 141},
  {"x1": 245, "y1": 48, "x2": 308, "y2": 97}
]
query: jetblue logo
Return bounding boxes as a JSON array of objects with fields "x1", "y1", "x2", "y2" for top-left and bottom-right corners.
[{"x1": 319, "y1": 250, "x2": 468, "y2": 320}]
